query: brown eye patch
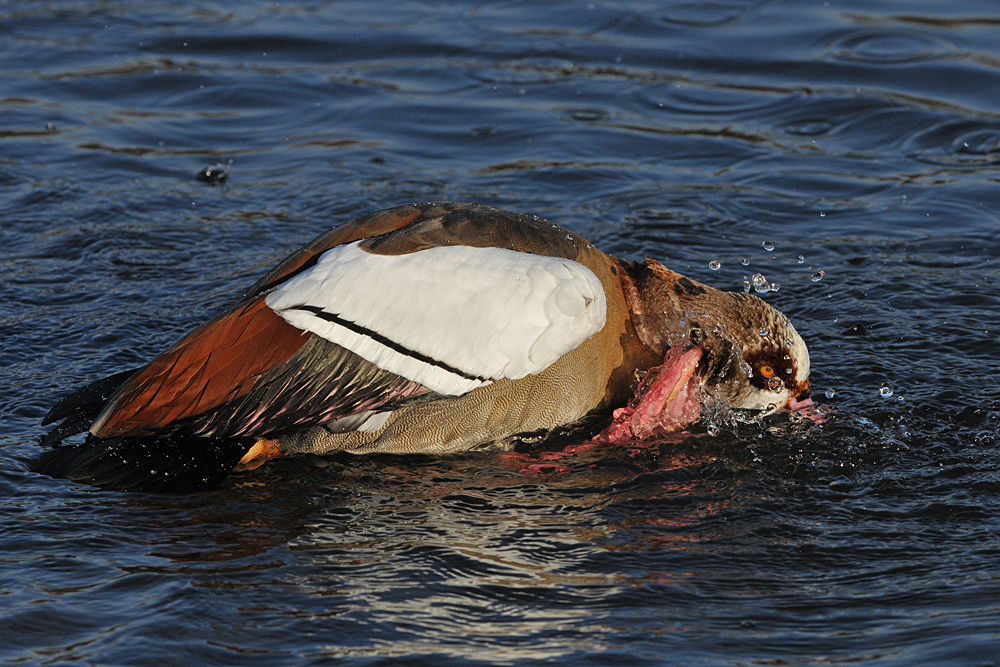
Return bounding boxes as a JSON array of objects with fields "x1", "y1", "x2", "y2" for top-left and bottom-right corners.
[{"x1": 745, "y1": 347, "x2": 803, "y2": 394}]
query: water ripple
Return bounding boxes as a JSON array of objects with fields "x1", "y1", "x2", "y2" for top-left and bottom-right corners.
[{"x1": 826, "y1": 28, "x2": 959, "y2": 65}]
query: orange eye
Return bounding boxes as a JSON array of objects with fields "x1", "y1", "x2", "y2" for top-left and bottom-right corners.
[{"x1": 760, "y1": 365, "x2": 775, "y2": 378}]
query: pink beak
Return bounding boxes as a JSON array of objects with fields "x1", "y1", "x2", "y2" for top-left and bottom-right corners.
[{"x1": 789, "y1": 395, "x2": 814, "y2": 411}]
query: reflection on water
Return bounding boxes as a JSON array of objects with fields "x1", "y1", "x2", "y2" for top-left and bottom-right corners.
[{"x1": 3, "y1": 0, "x2": 1000, "y2": 664}]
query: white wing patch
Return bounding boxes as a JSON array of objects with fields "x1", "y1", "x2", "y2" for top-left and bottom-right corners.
[{"x1": 264, "y1": 241, "x2": 607, "y2": 396}]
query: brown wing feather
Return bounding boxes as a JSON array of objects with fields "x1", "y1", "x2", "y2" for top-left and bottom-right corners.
[
  {"x1": 91, "y1": 298, "x2": 309, "y2": 437},
  {"x1": 184, "y1": 335, "x2": 435, "y2": 438}
]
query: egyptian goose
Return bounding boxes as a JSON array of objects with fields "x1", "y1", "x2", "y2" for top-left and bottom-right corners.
[{"x1": 35, "y1": 202, "x2": 811, "y2": 492}]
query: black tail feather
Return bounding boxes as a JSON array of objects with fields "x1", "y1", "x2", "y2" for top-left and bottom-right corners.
[
  {"x1": 43, "y1": 368, "x2": 140, "y2": 425},
  {"x1": 32, "y1": 433, "x2": 254, "y2": 493},
  {"x1": 40, "y1": 415, "x2": 95, "y2": 448},
  {"x1": 41, "y1": 368, "x2": 142, "y2": 445}
]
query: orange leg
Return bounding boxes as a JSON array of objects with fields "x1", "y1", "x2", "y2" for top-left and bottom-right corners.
[{"x1": 235, "y1": 438, "x2": 282, "y2": 471}]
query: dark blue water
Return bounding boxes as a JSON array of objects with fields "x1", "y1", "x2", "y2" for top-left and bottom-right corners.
[{"x1": 3, "y1": 1, "x2": 999, "y2": 664}]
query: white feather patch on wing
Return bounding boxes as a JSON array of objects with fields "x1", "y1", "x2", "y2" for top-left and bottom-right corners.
[{"x1": 264, "y1": 241, "x2": 607, "y2": 396}]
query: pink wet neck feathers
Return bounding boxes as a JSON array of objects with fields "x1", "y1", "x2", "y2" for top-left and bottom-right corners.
[{"x1": 598, "y1": 346, "x2": 703, "y2": 445}]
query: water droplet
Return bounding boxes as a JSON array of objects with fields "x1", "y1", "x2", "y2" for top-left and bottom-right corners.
[
  {"x1": 762, "y1": 241, "x2": 774, "y2": 251},
  {"x1": 879, "y1": 383, "x2": 893, "y2": 397},
  {"x1": 751, "y1": 273, "x2": 777, "y2": 293},
  {"x1": 797, "y1": 255, "x2": 805, "y2": 264},
  {"x1": 819, "y1": 211, "x2": 826, "y2": 217},
  {"x1": 709, "y1": 260, "x2": 721, "y2": 270},
  {"x1": 742, "y1": 280, "x2": 751, "y2": 293},
  {"x1": 811, "y1": 270, "x2": 825, "y2": 282},
  {"x1": 825, "y1": 388, "x2": 836, "y2": 399},
  {"x1": 758, "y1": 326, "x2": 769, "y2": 337},
  {"x1": 741, "y1": 258, "x2": 750, "y2": 266},
  {"x1": 767, "y1": 377, "x2": 783, "y2": 392},
  {"x1": 566, "y1": 234, "x2": 574, "y2": 240},
  {"x1": 150, "y1": 470, "x2": 158, "y2": 475}
]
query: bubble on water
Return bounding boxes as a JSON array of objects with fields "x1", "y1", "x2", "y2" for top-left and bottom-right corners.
[
  {"x1": 825, "y1": 388, "x2": 836, "y2": 399},
  {"x1": 762, "y1": 241, "x2": 774, "y2": 251},
  {"x1": 758, "y1": 326, "x2": 770, "y2": 337},
  {"x1": 741, "y1": 258, "x2": 750, "y2": 266},
  {"x1": 811, "y1": 270, "x2": 826, "y2": 282},
  {"x1": 196, "y1": 163, "x2": 229, "y2": 184},
  {"x1": 879, "y1": 383, "x2": 893, "y2": 397},
  {"x1": 709, "y1": 260, "x2": 721, "y2": 270},
  {"x1": 797, "y1": 255, "x2": 805, "y2": 264}
]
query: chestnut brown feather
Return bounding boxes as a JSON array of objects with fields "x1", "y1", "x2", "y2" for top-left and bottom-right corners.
[
  {"x1": 91, "y1": 298, "x2": 309, "y2": 437},
  {"x1": 182, "y1": 336, "x2": 434, "y2": 438}
]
